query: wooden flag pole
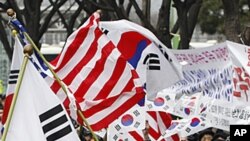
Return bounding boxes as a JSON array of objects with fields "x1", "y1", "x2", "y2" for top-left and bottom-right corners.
[
  {"x1": 7, "y1": 9, "x2": 99, "y2": 141},
  {"x1": 1, "y1": 43, "x2": 33, "y2": 141}
]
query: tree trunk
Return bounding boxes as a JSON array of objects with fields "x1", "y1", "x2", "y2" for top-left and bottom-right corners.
[
  {"x1": 130, "y1": 0, "x2": 157, "y2": 35},
  {"x1": 179, "y1": 8, "x2": 189, "y2": 49},
  {"x1": 187, "y1": 0, "x2": 202, "y2": 40},
  {"x1": 142, "y1": 0, "x2": 151, "y2": 22},
  {"x1": 240, "y1": 26, "x2": 250, "y2": 45},
  {"x1": 23, "y1": 0, "x2": 42, "y2": 47},
  {"x1": 173, "y1": 0, "x2": 196, "y2": 49},
  {"x1": 0, "y1": 17, "x2": 12, "y2": 60},
  {"x1": 222, "y1": 0, "x2": 241, "y2": 43},
  {"x1": 156, "y1": 0, "x2": 172, "y2": 48},
  {"x1": 173, "y1": 0, "x2": 189, "y2": 49}
]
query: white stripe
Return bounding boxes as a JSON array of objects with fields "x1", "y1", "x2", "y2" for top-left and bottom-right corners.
[
  {"x1": 156, "y1": 112, "x2": 168, "y2": 135},
  {"x1": 83, "y1": 48, "x2": 121, "y2": 100},
  {"x1": 108, "y1": 62, "x2": 133, "y2": 98},
  {"x1": 147, "y1": 112, "x2": 158, "y2": 132},
  {"x1": 55, "y1": 88, "x2": 67, "y2": 103},
  {"x1": 6, "y1": 85, "x2": 15, "y2": 94},
  {"x1": 69, "y1": 34, "x2": 108, "y2": 92},
  {"x1": 80, "y1": 91, "x2": 136, "y2": 125},
  {"x1": 54, "y1": 16, "x2": 93, "y2": 68},
  {"x1": 56, "y1": 25, "x2": 96, "y2": 78}
]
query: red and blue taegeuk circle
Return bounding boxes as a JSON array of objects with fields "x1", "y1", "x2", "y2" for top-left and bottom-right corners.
[
  {"x1": 190, "y1": 117, "x2": 200, "y2": 127},
  {"x1": 154, "y1": 97, "x2": 165, "y2": 106},
  {"x1": 121, "y1": 114, "x2": 134, "y2": 126},
  {"x1": 184, "y1": 107, "x2": 191, "y2": 115}
]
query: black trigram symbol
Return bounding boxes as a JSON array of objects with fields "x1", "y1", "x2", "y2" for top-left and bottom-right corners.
[
  {"x1": 158, "y1": 45, "x2": 172, "y2": 62},
  {"x1": 39, "y1": 104, "x2": 72, "y2": 141},
  {"x1": 143, "y1": 53, "x2": 160, "y2": 70},
  {"x1": 8, "y1": 70, "x2": 19, "y2": 84},
  {"x1": 101, "y1": 28, "x2": 109, "y2": 35},
  {"x1": 115, "y1": 124, "x2": 121, "y2": 131}
]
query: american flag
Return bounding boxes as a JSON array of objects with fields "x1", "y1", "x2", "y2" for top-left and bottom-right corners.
[{"x1": 49, "y1": 12, "x2": 145, "y2": 131}]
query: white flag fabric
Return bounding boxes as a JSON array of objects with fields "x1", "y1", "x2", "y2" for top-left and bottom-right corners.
[
  {"x1": 2, "y1": 37, "x2": 24, "y2": 125},
  {"x1": 5, "y1": 55, "x2": 80, "y2": 140},
  {"x1": 2, "y1": 36, "x2": 54, "y2": 125}
]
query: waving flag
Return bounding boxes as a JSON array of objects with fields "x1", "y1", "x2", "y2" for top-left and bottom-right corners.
[
  {"x1": 49, "y1": 12, "x2": 145, "y2": 131},
  {"x1": 100, "y1": 20, "x2": 182, "y2": 100},
  {"x1": 2, "y1": 35, "x2": 54, "y2": 125},
  {"x1": 2, "y1": 37, "x2": 24, "y2": 125},
  {"x1": 4, "y1": 54, "x2": 80, "y2": 141}
]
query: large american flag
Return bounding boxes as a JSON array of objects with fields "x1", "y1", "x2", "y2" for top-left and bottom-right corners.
[{"x1": 49, "y1": 12, "x2": 145, "y2": 131}]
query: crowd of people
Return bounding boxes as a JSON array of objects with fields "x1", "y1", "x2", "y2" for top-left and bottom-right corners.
[{"x1": 181, "y1": 128, "x2": 230, "y2": 141}]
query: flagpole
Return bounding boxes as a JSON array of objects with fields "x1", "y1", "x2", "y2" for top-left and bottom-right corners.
[
  {"x1": 1, "y1": 43, "x2": 33, "y2": 141},
  {"x1": 6, "y1": 8, "x2": 99, "y2": 141}
]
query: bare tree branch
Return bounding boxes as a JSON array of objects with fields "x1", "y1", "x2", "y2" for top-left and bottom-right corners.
[
  {"x1": 107, "y1": 0, "x2": 127, "y2": 19},
  {"x1": 188, "y1": 0, "x2": 203, "y2": 40},
  {"x1": 125, "y1": 1, "x2": 132, "y2": 16},
  {"x1": 41, "y1": 5, "x2": 52, "y2": 14},
  {"x1": 38, "y1": 0, "x2": 67, "y2": 40},
  {"x1": 129, "y1": 0, "x2": 157, "y2": 35},
  {"x1": 222, "y1": 0, "x2": 241, "y2": 43},
  {"x1": 85, "y1": 0, "x2": 114, "y2": 11},
  {"x1": 0, "y1": 15, "x2": 12, "y2": 60},
  {"x1": 156, "y1": 0, "x2": 172, "y2": 48},
  {"x1": 173, "y1": 0, "x2": 196, "y2": 49},
  {"x1": 68, "y1": 4, "x2": 82, "y2": 35},
  {"x1": 48, "y1": 0, "x2": 76, "y2": 32},
  {"x1": 171, "y1": 18, "x2": 179, "y2": 35},
  {"x1": 48, "y1": 4, "x2": 75, "y2": 28}
]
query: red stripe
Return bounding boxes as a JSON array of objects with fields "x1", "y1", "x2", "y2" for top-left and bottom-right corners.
[
  {"x1": 50, "y1": 53, "x2": 60, "y2": 67},
  {"x1": 171, "y1": 134, "x2": 180, "y2": 141},
  {"x1": 93, "y1": 57, "x2": 126, "y2": 100},
  {"x1": 87, "y1": 88, "x2": 145, "y2": 131},
  {"x1": 63, "y1": 29, "x2": 102, "y2": 86},
  {"x1": 148, "y1": 125, "x2": 161, "y2": 140},
  {"x1": 74, "y1": 41, "x2": 115, "y2": 101},
  {"x1": 148, "y1": 111, "x2": 157, "y2": 120},
  {"x1": 131, "y1": 69, "x2": 139, "y2": 79},
  {"x1": 2, "y1": 94, "x2": 14, "y2": 124},
  {"x1": 129, "y1": 131, "x2": 144, "y2": 141},
  {"x1": 83, "y1": 76, "x2": 135, "y2": 118},
  {"x1": 50, "y1": 81, "x2": 61, "y2": 94},
  {"x1": 63, "y1": 97, "x2": 70, "y2": 110},
  {"x1": 54, "y1": 15, "x2": 96, "y2": 72},
  {"x1": 158, "y1": 111, "x2": 172, "y2": 129},
  {"x1": 50, "y1": 28, "x2": 102, "y2": 93}
]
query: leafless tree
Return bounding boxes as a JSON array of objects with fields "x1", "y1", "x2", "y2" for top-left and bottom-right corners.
[{"x1": 0, "y1": 0, "x2": 203, "y2": 60}]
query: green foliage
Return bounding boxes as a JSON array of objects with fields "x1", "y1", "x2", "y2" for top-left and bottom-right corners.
[
  {"x1": 198, "y1": 0, "x2": 250, "y2": 35},
  {"x1": 198, "y1": 0, "x2": 224, "y2": 34}
]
